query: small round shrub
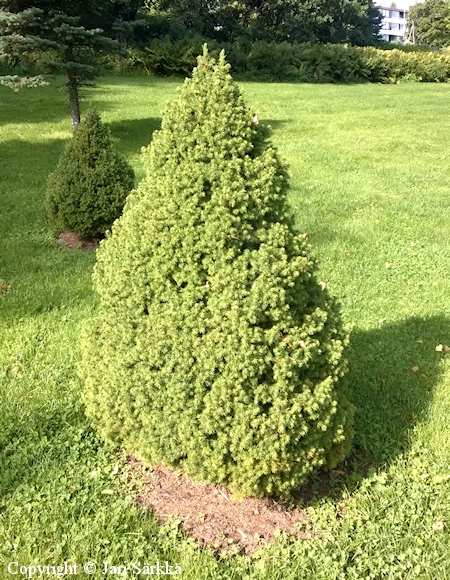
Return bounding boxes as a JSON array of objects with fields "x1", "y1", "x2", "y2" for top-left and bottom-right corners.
[
  {"x1": 81, "y1": 49, "x2": 354, "y2": 498},
  {"x1": 46, "y1": 109, "x2": 134, "y2": 239}
]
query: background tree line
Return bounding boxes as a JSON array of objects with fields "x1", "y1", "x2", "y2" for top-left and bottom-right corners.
[{"x1": 142, "y1": 0, "x2": 382, "y2": 46}]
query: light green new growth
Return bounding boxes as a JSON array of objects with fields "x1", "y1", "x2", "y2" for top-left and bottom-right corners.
[{"x1": 81, "y1": 48, "x2": 354, "y2": 498}]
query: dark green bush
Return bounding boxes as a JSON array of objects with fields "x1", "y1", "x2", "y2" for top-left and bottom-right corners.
[
  {"x1": 247, "y1": 41, "x2": 307, "y2": 80},
  {"x1": 129, "y1": 35, "x2": 218, "y2": 76},
  {"x1": 126, "y1": 37, "x2": 450, "y2": 84},
  {"x1": 46, "y1": 109, "x2": 134, "y2": 239},
  {"x1": 81, "y1": 49, "x2": 354, "y2": 499},
  {"x1": 357, "y1": 47, "x2": 392, "y2": 82},
  {"x1": 218, "y1": 40, "x2": 249, "y2": 74}
]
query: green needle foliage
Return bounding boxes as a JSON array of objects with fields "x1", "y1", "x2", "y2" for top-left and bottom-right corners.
[
  {"x1": 46, "y1": 109, "x2": 134, "y2": 239},
  {"x1": 0, "y1": 1, "x2": 143, "y2": 127},
  {"x1": 81, "y1": 49, "x2": 354, "y2": 498}
]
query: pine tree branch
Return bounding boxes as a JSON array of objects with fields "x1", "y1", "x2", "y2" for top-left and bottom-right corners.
[{"x1": 0, "y1": 74, "x2": 49, "y2": 90}]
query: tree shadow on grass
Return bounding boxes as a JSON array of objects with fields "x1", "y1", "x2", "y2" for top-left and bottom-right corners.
[
  {"x1": 107, "y1": 117, "x2": 161, "y2": 159},
  {"x1": 264, "y1": 119, "x2": 289, "y2": 130},
  {"x1": 0, "y1": 82, "x2": 73, "y2": 126},
  {"x1": 0, "y1": 138, "x2": 65, "y2": 230},
  {"x1": 293, "y1": 314, "x2": 449, "y2": 504},
  {"x1": 0, "y1": 138, "x2": 98, "y2": 324}
]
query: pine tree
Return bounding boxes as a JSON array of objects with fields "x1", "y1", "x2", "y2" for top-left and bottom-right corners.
[
  {"x1": 0, "y1": 1, "x2": 140, "y2": 128},
  {"x1": 81, "y1": 49, "x2": 354, "y2": 498},
  {"x1": 46, "y1": 109, "x2": 134, "y2": 239}
]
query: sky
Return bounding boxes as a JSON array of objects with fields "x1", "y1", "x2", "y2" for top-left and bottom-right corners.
[{"x1": 375, "y1": 1, "x2": 420, "y2": 10}]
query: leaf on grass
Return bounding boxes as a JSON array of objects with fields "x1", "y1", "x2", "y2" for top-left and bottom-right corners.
[
  {"x1": 435, "y1": 344, "x2": 443, "y2": 352},
  {"x1": 412, "y1": 366, "x2": 420, "y2": 372},
  {"x1": 11, "y1": 363, "x2": 22, "y2": 376},
  {"x1": 0, "y1": 283, "x2": 11, "y2": 293},
  {"x1": 416, "y1": 339, "x2": 423, "y2": 344},
  {"x1": 445, "y1": 345, "x2": 450, "y2": 353},
  {"x1": 411, "y1": 414, "x2": 418, "y2": 420},
  {"x1": 432, "y1": 522, "x2": 444, "y2": 531},
  {"x1": 432, "y1": 474, "x2": 450, "y2": 484}
]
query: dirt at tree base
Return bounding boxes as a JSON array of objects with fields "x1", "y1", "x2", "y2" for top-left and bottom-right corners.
[
  {"x1": 57, "y1": 232, "x2": 99, "y2": 251},
  {"x1": 127, "y1": 456, "x2": 312, "y2": 557}
]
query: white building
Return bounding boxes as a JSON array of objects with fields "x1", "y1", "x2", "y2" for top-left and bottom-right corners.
[
  {"x1": 376, "y1": 2, "x2": 420, "y2": 43},
  {"x1": 378, "y1": 6, "x2": 409, "y2": 42}
]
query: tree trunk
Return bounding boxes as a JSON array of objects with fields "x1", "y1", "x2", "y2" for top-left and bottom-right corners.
[
  {"x1": 68, "y1": 73, "x2": 81, "y2": 130},
  {"x1": 65, "y1": 46, "x2": 81, "y2": 130}
]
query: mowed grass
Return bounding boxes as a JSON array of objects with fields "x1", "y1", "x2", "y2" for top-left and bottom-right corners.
[{"x1": 1, "y1": 76, "x2": 450, "y2": 579}]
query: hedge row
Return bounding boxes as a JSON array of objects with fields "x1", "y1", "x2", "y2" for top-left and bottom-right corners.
[{"x1": 126, "y1": 37, "x2": 450, "y2": 83}]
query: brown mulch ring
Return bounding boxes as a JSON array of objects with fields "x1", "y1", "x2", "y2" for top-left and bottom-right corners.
[
  {"x1": 57, "y1": 232, "x2": 99, "y2": 251},
  {"x1": 127, "y1": 456, "x2": 312, "y2": 557}
]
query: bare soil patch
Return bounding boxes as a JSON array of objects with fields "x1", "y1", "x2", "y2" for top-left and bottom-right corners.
[
  {"x1": 128, "y1": 457, "x2": 311, "y2": 556},
  {"x1": 57, "y1": 232, "x2": 99, "y2": 251}
]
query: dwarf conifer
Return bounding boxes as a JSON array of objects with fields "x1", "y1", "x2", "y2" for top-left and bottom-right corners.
[
  {"x1": 46, "y1": 109, "x2": 134, "y2": 239},
  {"x1": 81, "y1": 49, "x2": 354, "y2": 498}
]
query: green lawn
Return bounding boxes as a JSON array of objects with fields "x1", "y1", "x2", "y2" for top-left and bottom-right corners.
[{"x1": 1, "y1": 77, "x2": 450, "y2": 579}]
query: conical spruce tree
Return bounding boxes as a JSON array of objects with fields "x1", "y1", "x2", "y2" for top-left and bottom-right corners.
[
  {"x1": 81, "y1": 49, "x2": 354, "y2": 498},
  {"x1": 46, "y1": 109, "x2": 134, "y2": 239}
]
